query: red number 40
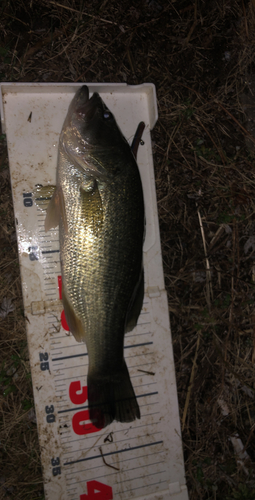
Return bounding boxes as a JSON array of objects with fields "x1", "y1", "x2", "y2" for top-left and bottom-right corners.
[{"x1": 80, "y1": 480, "x2": 113, "y2": 499}]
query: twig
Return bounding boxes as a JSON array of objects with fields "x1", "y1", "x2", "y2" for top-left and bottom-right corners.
[
  {"x1": 75, "y1": 30, "x2": 124, "y2": 80},
  {"x1": 185, "y1": 0, "x2": 197, "y2": 45},
  {"x1": 216, "y1": 101, "x2": 255, "y2": 146},
  {"x1": 21, "y1": 25, "x2": 69, "y2": 63},
  {"x1": 242, "y1": 423, "x2": 255, "y2": 454},
  {"x1": 195, "y1": 116, "x2": 226, "y2": 164},
  {"x1": 182, "y1": 333, "x2": 200, "y2": 430},
  {"x1": 137, "y1": 369, "x2": 155, "y2": 376},
  {"x1": 213, "y1": 336, "x2": 255, "y2": 389},
  {"x1": 196, "y1": 204, "x2": 213, "y2": 309},
  {"x1": 48, "y1": 1, "x2": 120, "y2": 26},
  {"x1": 224, "y1": 220, "x2": 236, "y2": 361},
  {"x1": 252, "y1": 313, "x2": 255, "y2": 364},
  {"x1": 99, "y1": 446, "x2": 119, "y2": 471},
  {"x1": 3, "y1": 12, "x2": 29, "y2": 27},
  {"x1": 242, "y1": 0, "x2": 249, "y2": 39}
]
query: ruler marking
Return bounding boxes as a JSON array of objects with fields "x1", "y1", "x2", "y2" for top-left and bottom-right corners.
[
  {"x1": 62, "y1": 431, "x2": 163, "y2": 457},
  {"x1": 136, "y1": 382, "x2": 157, "y2": 389},
  {"x1": 125, "y1": 352, "x2": 153, "y2": 359},
  {"x1": 62, "y1": 419, "x2": 161, "y2": 444},
  {"x1": 62, "y1": 421, "x2": 161, "y2": 448},
  {"x1": 116, "y1": 450, "x2": 165, "y2": 465},
  {"x1": 127, "y1": 332, "x2": 151, "y2": 338},
  {"x1": 50, "y1": 334, "x2": 76, "y2": 340},
  {"x1": 50, "y1": 332, "x2": 150, "y2": 341},
  {"x1": 58, "y1": 391, "x2": 158, "y2": 414},
  {"x1": 124, "y1": 341, "x2": 153, "y2": 349},
  {"x1": 40, "y1": 241, "x2": 59, "y2": 248},
  {"x1": 124, "y1": 479, "x2": 168, "y2": 494},
  {"x1": 42, "y1": 249, "x2": 60, "y2": 254},
  {"x1": 53, "y1": 363, "x2": 88, "y2": 372},
  {"x1": 131, "y1": 362, "x2": 156, "y2": 368},
  {"x1": 51, "y1": 343, "x2": 84, "y2": 350},
  {"x1": 53, "y1": 353, "x2": 88, "y2": 362},
  {"x1": 120, "y1": 469, "x2": 167, "y2": 485},
  {"x1": 35, "y1": 196, "x2": 52, "y2": 201},
  {"x1": 64, "y1": 440, "x2": 163, "y2": 465},
  {"x1": 52, "y1": 342, "x2": 152, "y2": 362},
  {"x1": 65, "y1": 450, "x2": 165, "y2": 477},
  {"x1": 53, "y1": 361, "x2": 155, "y2": 381},
  {"x1": 140, "y1": 402, "x2": 159, "y2": 411},
  {"x1": 62, "y1": 431, "x2": 163, "y2": 458},
  {"x1": 39, "y1": 239, "x2": 59, "y2": 243},
  {"x1": 142, "y1": 410, "x2": 161, "y2": 417},
  {"x1": 66, "y1": 472, "x2": 118, "y2": 484}
]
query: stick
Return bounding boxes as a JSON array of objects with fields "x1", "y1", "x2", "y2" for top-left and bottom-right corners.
[
  {"x1": 182, "y1": 333, "x2": 200, "y2": 430},
  {"x1": 216, "y1": 101, "x2": 255, "y2": 146},
  {"x1": 197, "y1": 205, "x2": 213, "y2": 309},
  {"x1": 99, "y1": 446, "x2": 119, "y2": 471},
  {"x1": 48, "y1": 1, "x2": 120, "y2": 26}
]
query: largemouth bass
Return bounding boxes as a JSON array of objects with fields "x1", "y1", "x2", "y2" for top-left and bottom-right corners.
[{"x1": 45, "y1": 86, "x2": 145, "y2": 428}]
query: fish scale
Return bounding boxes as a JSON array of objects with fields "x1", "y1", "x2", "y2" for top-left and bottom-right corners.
[{"x1": 62, "y1": 170, "x2": 143, "y2": 343}]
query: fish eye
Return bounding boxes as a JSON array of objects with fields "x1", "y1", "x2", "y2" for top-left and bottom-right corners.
[{"x1": 103, "y1": 111, "x2": 112, "y2": 119}]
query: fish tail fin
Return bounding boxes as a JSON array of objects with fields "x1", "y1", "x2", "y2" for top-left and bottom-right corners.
[{"x1": 88, "y1": 362, "x2": 140, "y2": 429}]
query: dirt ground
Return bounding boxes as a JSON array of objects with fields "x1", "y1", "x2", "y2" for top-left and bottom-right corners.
[{"x1": 1, "y1": 1, "x2": 255, "y2": 499}]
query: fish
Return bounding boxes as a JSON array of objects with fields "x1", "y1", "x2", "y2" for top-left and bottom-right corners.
[{"x1": 44, "y1": 86, "x2": 145, "y2": 428}]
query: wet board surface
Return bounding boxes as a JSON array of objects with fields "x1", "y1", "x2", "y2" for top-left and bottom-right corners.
[{"x1": 0, "y1": 82, "x2": 189, "y2": 500}]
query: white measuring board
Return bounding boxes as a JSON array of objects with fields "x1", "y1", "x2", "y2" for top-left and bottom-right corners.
[{"x1": 0, "y1": 82, "x2": 188, "y2": 500}]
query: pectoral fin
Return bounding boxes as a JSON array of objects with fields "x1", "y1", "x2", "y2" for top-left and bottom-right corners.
[
  {"x1": 125, "y1": 268, "x2": 144, "y2": 333},
  {"x1": 62, "y1": 286, "x2": 85, "y2": 343},
  {"x1": 45, "y1": 185, "x2": 68, "y2": 233}
]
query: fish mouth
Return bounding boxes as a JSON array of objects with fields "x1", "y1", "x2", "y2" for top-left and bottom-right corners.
[
  {"x1": 75, "y1": 85, "x2": 89, "y2": 104},
  {"x1": 75, "y1": 88, "x2": 101, "y2": 122}
]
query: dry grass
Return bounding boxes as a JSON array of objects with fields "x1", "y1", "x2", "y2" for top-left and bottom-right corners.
[{"x1": 1, "y1": 0, "x2": 255, "y2": 498}]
